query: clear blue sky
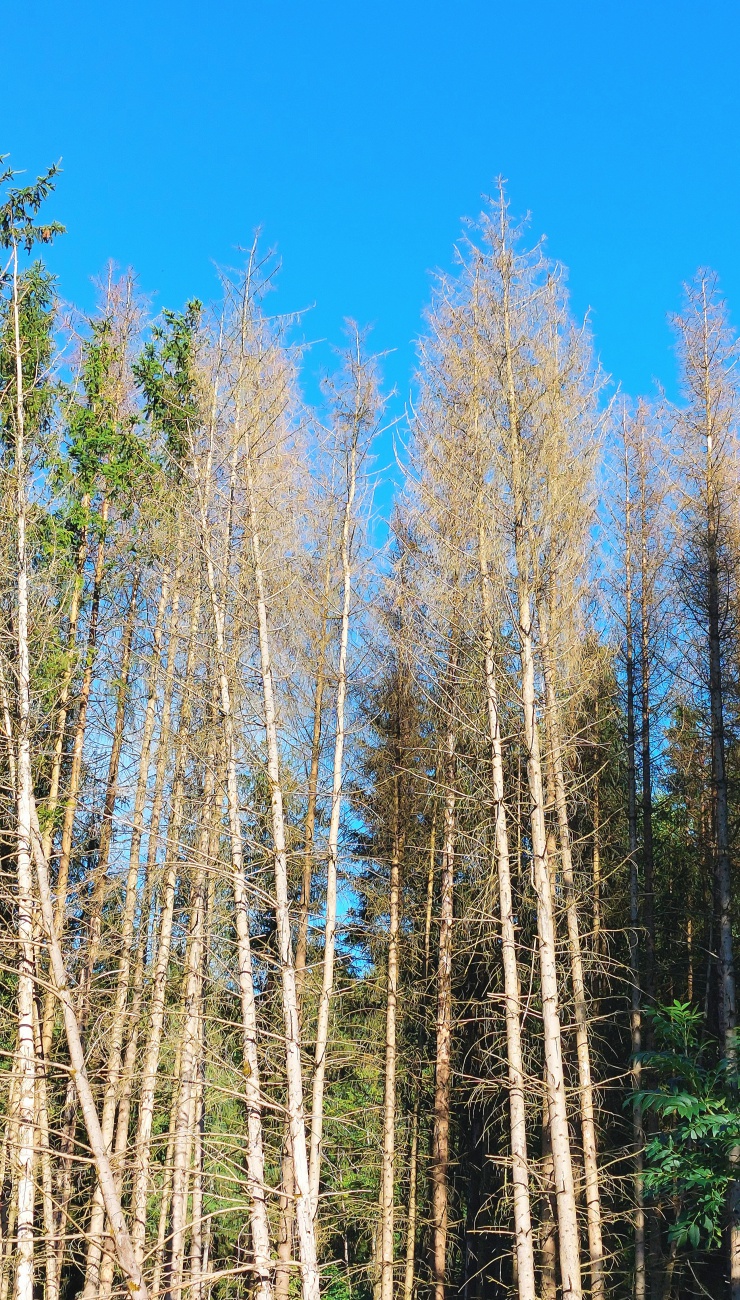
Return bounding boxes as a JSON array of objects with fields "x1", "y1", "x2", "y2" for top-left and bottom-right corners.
[{"x1": 5, "y1": 0, "x2": 740, "y2": 465}]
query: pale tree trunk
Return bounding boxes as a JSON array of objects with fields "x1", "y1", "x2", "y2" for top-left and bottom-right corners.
[
  {"x1": 191, "y1": 825, "x2": 215, "y2": 1300},
  {"x1": 193, "y1": 433, "x2": 274, "y2": 1300},
  {"x1": 540, "y1": 594, "x2": 605, "y2": 1300},
  {"x1": 11, "y1": 238, "x2": 36, "y2": 1300},
  {"x1": 638, "y1": 457, "x2": 656, "y2": 1019},
  {"x1": 128, "y1": 589, "x2": 201, "y2": 1266},
  {"x1": 84, "y1": 556, "x2": 184, "y2": 1295},
  {"x1": 516, "y1": 574, "x2": 581, "y2": 1300},
  {"x1": 189, "y1": 971, "x2": 207, "y2": 1300},
  {"x1": 152, "y1": 1039, "x2": 183, "y2": 1300},
  {"x1": 402, "y1": 1105, "x2": 420, "y2": 1300},
  {"x1": 540, "y1": 1094, "x2": 558, "y2": 1300},
  {"x1": 478, "y1": 524, "x2": 536, "y2": 1298},
  {"x1": 40, "y1": 503, "x2": 109, "y2": 1071},
  {"x1": 50, "y1": 500, "x2": 108, "y2": 937},
  {"x1": 402, "y1": 809, "x2": 437, "y2": 1300},
  {"x1": 168, "y1": 762, "x2": 214, "y2": 1300},
  {"x1": 295, "y1": 554, "x2": 332, "y2": 993},
  {"x1": 0, "y1": 1171, "x2": 17, "y2": 1300},
  {"x1": 69, "y1": 552, "x2": 174, "y2": 1279},
  {"x1": 243, "y1": 426, "x2": 320, "y2": 1300},
  {"x1": 31, "y1": 998, "x2": 58, "y2": 1300},
  {"x1": 80, "y1": 571, "x2": 141, "y2": 1004},
  {"x1": 624, "y1": 435, "x2": 646, "y2": 1300},
  {"x1": 51, "y1": 572, "x2": 149, "y2": 1274},
  {"x1": 431, "y1": 652, "x2": 457, "y2": 1300},
  {"x1": 0, "y1": 1063, "x2": 20, "y2": 1300},
  {"x1": 96, "y1": 888, "x2": 155, "y2": 1300},
  {"x1": 29, "y1": 791, "x2": 149, "y2": 1298},
  {"x1": 501, "y1": 248, "x2": 582, "y2": 1298},
  {"x1": 97, "y1": 652, "x2": 179, "y2": 1300},
  {"x1": 278, "y1": 592, "x2": 330, "y2": 1300},
  {"x1": 379, "y1": 773, "x2": 403, "y2": 1300},
  {"x1": 309, "y1": 433, "x2": 357, "y2": 1215}
]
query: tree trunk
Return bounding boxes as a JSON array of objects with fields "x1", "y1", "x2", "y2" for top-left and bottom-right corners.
[
  {"x1": 11, "y1": 240, "x2": 36, "y2": 1300},
  {"x1": 501, "y1": 246, "x2": 582, "y2": 1295},
  {"x1": 540, "y1": 1096, "x2": 558, "y2": 1300},
  {"x1": 194, "y1": 432, "x2": 274, "y2": 1300},
  {"x1": 309, "y1": 431, "x2": 357, "y2": 1216},
  {"x1": 379, "y1": 774, "x2": 403, "y2": 1300},
  {"x1": 129, "y1": 588, "x2": 200, "y2": 1266},
  {"x1": 84, "y1": 555, "x2": 183, "y2": 1293},
  {"x1": 624, "y1": 434, "x2": 646, "y2": 1300},
  {"x1": 540, "y1": 594, "x2": 605, "y2": 1300},
  {"x1": 243, "y1": 426, "x2": 319, "y2": 1300},
  {"x1": 402, "y1": 1103, "x2": 420, "y2": 1300},
  {"x1": 431, "y1": 657, "x2": 457, "y2": 1300},
  {"x1": 295, "y1": 556, "x2": 332, "y2": 995},
  {"x1": 478, "y1": 525, "x2": 536, "y2": 1299},
  {"x1": 168, "y1": 766, "x2": 212, "y2": 1300}
]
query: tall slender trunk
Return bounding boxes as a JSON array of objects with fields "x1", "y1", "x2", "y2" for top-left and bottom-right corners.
[
  {"x1": 194, "y1": 427, "x2": 273, "y2": 1300},
  {"x1": 167, "y1": 763, "x2": 213, "y2": 1300},
  {"x1": 51, "y1": 501, "x2": 108, "y2": 934},
  {"x1": 402, "y1": 1104, "x2": 420, "y2": 1300},
  {"x1": 638, "y1": 462, "x2": 656, "y2": 1016},
  {"x1": 129, "y1": 588, "x2": 200, "y2": 1265},
  {"x1": 242, "y1": 425, "x2": 319, "y2": 1300},
  {"x1": 30, "y1": 791, "x2": 149, "y2": 1298},
  {"x1": 52, "y1": 565, "x2": 172, "y2": 1277},
  {"x1": 624, "y1": 435, "x2": 646, "y2": 1300},
  {"x1": 540, "y1": 1096, "x2": 558, "y2": 1300},
  {"x1": 152, "y1": 1040, "x2": 183, "y2": 1300},
  {"x1": 501, "y1": 256, "x2": 582, "y2": 1296},
  {"x1": 84, "y1": 557, "x2": 183, "y2": 1294},
  {"x1": 431, "y1": 647, "x2": 457, "y2": 1300},
  {"x1": 403, "y1": 807, "x2": 436, "y2": 1300},
  {"x1": 11, "y1": 239, "x2": 36, "y2": 1300},
  {"x1": 295, "y1": 555, "x2": 332, "y2": 994},
  {"x1": 81, "y1": 571, "x2": 141, "y2": 999},
  {"x1": 540, "y1": 595, "x2": 604, "y2": 1300},
  {"x1": 278, "y1": 564, "x2": 332, "y2": 1299},
  {"x1": 309, "y1": 435, "x2": 357, "y2": 1215},
  {"x1": 96, "y1": 880, "x2": 155, "y2": 1300},
  {"x1": 40, "y1": 505, "x2": 109, "y2": 1065},
  {"x1": 31, "y1": 998, "x2": 58, "y2": 1300},
  {"x1": 379, "y1": 770, "x2": 403, "y2": 1300},
  {"x1": 478, "y1": 524, "x2": 536, "y2": 1299}
]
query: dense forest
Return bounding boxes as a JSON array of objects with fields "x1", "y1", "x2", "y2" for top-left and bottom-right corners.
[{"x1": 1, "y1": 159, "x2": 739, "y2": 1300}]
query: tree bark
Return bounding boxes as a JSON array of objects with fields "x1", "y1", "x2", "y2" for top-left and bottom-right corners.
[
  {"x1": 540, "y1": 594, "x2": 605, "y2": 1300},
  {"x1": 379, "y1": 770, "x2": 403, "y2": 1300},
  {"x1": 478, "y1": 524, "x2": 536, "y2": 1299},
  {"x1": 243, "y1": 421, "x2": 319, "y2": 1300},
  {"x1": 308, "y1": 430, "x2": 357, "y2": 1217},
  {"x1": 194, "y1": 427, "x2": 274, "y2": 1300},
  {"x1": 431, "y1": 650, "x2": 457, "y2": 1300},
  {"x1": 624, "y1": 430, "x2": 646, "y2": 1300}
]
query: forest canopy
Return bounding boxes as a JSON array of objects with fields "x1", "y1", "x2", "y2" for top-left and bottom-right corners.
[{"x1": 1, "y1": 160, "x2": 739, "y2": 1300}]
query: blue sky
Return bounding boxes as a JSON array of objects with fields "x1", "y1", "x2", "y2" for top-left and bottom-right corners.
[{"x1": 5, "y1": 0, "x2": 740, "y2": 490}]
